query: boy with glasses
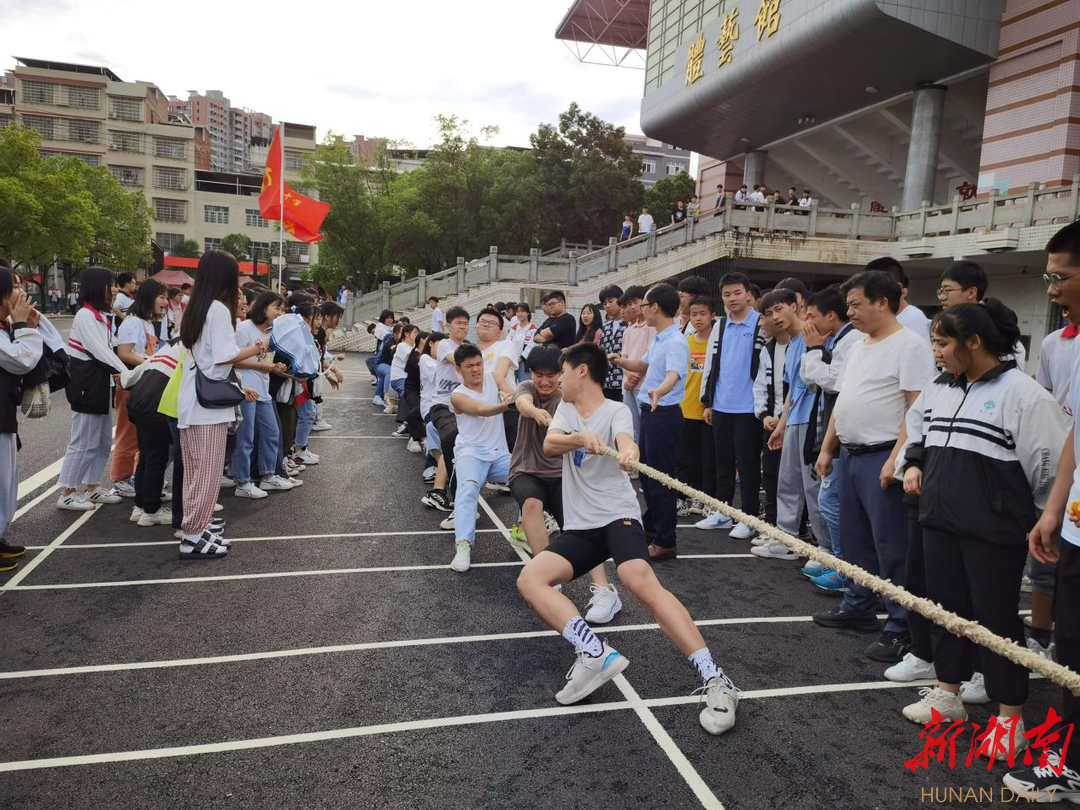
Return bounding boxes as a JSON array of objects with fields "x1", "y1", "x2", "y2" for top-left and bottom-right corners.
[{"x1": 938, "y1": 261, "x2": 1026, "y2": 369}]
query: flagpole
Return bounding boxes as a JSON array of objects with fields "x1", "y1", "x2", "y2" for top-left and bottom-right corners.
[{"x1": 278, "y1": 123, "x2": 285, "y2": 294}]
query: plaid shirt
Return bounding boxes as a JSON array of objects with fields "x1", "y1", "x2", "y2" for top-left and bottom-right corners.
[{"x1": 599, "y1": 318, "x2": 627, "y2": 390}]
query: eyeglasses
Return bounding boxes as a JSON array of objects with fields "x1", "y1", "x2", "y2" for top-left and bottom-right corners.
[
  {"x1": 477, "y1": 320, "x2": 501, "y2": 328},
  {"x1": 1044, "y1": 273, "x2": 1075, "y2": 288},
  {"x1": 936, "y1": 286, "x2": 964, "y2": 299}
]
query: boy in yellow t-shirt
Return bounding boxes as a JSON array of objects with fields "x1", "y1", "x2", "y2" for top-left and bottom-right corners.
[{"x1": 676, "y1": 295, "x2": 717, "y2": 516}]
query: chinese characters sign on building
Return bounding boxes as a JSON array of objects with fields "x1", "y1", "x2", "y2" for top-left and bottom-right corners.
[
  {"x1": 755, "y1": 0, "x2": 782, "y2": 40},
  {"x1": 717, "y1": 8, "x2": 740, "y2": 67},
  {"x1": 686, "y1": 33, "x2": 705, "y2": 85}
]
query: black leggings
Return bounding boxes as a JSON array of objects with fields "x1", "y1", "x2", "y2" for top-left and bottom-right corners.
[{"x1": 133, "y1": 418, "x2": 171, "y2": 515}]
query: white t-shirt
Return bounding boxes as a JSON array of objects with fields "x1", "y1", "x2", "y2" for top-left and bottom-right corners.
[
  {"x1": 235, "y1": 318, "x2": 271, "y2": 402},
  {"x1": 453, "y1": 373, "x2": 509, "y2": 462},
  {"x1": 480, "y1": 339, "x2": 518, "y2": 390},
  {"x1": 1060, "y1": 338, "x2": 1080, "y2": 547},
  {"x1": 549, "y1": 399, "x2": 642, "y2": 531},
  {"x1": 834, "y1": 326, "x2": 936, "y2": 446},
  {"x1": 1009, "y1": 339, "x2": 1028, "y2": 374},
  {"x1": 430, "y1": 307, "x2": 444, "y2": 332},
  {"x1": 897, "y1": 304, "x2": 931, "y2": 345},
  {"x1": 178, "y1": 300, "x2": 241, "y2": 428},
  {"x1": 419, "y1": 353, "x2": 438, "y2": 419},
  {"x1": 431, "y1": 339, "x2": 462, "y2": 408},
  {"x1": 1036, "y1": 327, "x2": 1076, "y2": 409},
  {"x1": 117, "y1": 316, "x2": 156, "y2": 358},
  {"x1": 374, "y1": 322, "x2": 392, "y2": 345},
  {"x1": 638, "y1": 213, "x2": 655, "y2": 233},
  {"x1": 390, "y1": 341, "x2": 411, "y2": 383},
  {"x1": 114, "y1": 291, "x2": 134, "y2": 316}
]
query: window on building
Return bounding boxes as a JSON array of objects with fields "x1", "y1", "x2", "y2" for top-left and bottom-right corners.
[
  {"x1": 284, "y1": 150, "x2": 304, "y2": 170},
  {"x1": 109, "y1": 165, "x2": 143, "y2": 187},
  {"x1": 153, "y1": 166, "x2": 187, "y2": 190},
  {"x1": 204, "y1": 237, "x2": 222, "y2": 253},
  {"x1": 108, "y1": 96, "x2": 142, "y2": 122},
  {"x1": 109, "y1": 130, "x2": 142, "y2": 153},
  {"x1": 155, "y1": 232, "x2": 185, "y2": 251},
  {"x1": 42, "y1": 150, "x2": 100, "y2": 166},
  {"x1": 22, "y1": 80, "x2": 56, "y2": 105},
  {"x1": 250, "y1": 241, "x2": 271, "y2": 260},
  {"x1": 65, "y1": 86, "x2": 100, "y2": 110},
  {"x1": 642, "y1": 159, "x2": 656, "y2": 174},
  {"x1": 153, "y1": 198, "x2": 186, "y2": 223},
  {"x1": 286, "y1": 242, "x2": 310, "y2": 262},
  {"x1": 204, "y1": 205, "x2": 229, "y2": 225},
  {"x1": 21, "y1": 114, "x2": 55, "y2": 140},
  {"x1": 0, "y1": 114, "x2": 12, "y2": 130},
  {"x1": 154, "y1": 137, "x2": 186, "y2": 160},
  {"x1": 245, "y1": 208, "x2": 270, "y2": 228},
  {"x1": 666, "y1": 163, "x2": 683, "y2": 176},
  {"x1": 67, "y1": 119, "x2": 100, "y2": 144}
]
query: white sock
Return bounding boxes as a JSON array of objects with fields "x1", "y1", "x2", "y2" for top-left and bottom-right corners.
[
  {"x1": 562, "y1": 616, "x2": 604, "y2": 658},
  {"x1": 688, "y1": 648, "x2": 719, "y2": 684}
]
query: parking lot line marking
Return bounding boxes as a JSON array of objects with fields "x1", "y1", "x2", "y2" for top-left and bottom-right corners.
[
  {"x1": 12, "y1": 482, "x2": 59, "y2": 524},
  {"x1": 25, "y1": 529, "x2": 508, "y2": 550},
  {"x1": 0, "y1": 507, "x2": 98, "y2": 595}
]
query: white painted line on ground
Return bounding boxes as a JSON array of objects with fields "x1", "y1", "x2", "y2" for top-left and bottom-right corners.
[
  {"x1": 478, "y1": 493, "x2": 534, "y2": 564},
  {"x1": 307, "y1": 436, "x2": 401, "y2": 439},
  {"x1": 11, "y1": 483, "x2": 60, "y2": 524},
  {"x1": 11, "y1": 560, "x2": 527, "y2": 590},
  {"x1": 613, "y1": 675, "x2": 724, "y2": 810},
  {"x1": 16, "y1": 457, "x2": 63, "y2": 500},
  {"x1": 25, "y1": 529, "x2": 507, "y2": 550},
  {"x1": 0, "y1": 507, "x2": 98, "y2": 594}
]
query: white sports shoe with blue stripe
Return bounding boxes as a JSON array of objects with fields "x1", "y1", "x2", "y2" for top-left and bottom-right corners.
[{"x1": 555, "y1": 642, "x2": 629, "y2": 705}]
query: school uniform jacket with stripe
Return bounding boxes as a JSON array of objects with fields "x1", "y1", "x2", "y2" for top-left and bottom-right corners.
[{"x1": 901, "y1": 362, "x2": 1067, "y2": 545}]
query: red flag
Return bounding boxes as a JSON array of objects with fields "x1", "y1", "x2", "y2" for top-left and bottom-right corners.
[
  {"x1": 258, "y1": 126, "x2": 282, "y2": 219},
  {"x1": 258, "y1": 125, "x2": 329, "y2": 242}
]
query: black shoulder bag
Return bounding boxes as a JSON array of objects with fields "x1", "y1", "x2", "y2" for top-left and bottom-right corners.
[{"x1": 192, "y1": 358, "x2": 245, "y2": 408}]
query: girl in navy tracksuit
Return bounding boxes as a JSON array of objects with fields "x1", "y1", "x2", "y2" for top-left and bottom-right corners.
[{"x1": 898, "y1": 299, "x2": 1067, "y2": 759}]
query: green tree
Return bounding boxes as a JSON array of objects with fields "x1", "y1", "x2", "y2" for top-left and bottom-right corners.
[
  {"x1": 169, "y1": 239, "x2": 201, "y2": 258},
  {"x1": 73, "y1": 162, "x2": 152, "y2": 269},
  {"x1": 220, "y1": 233, "x2": 252, "y2": 260},
  {"x1": 645, "y1": 172, "x2": 698, "y2": 223}
]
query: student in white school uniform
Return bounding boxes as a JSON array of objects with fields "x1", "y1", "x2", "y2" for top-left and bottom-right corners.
[
  {"x1": 1036, "y1": 309, "x2": 1076, "y2": 410},
  {"x1": 58, "y1": 267, "x2": 130, "y2": 512},
  {"x1": 176, "y1": 251, "x2": 266, "y2": 559}
]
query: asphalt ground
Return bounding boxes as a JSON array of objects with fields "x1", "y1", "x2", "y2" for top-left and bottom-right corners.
[{"x1": 0, "y1": 350, "x2": 1055, "y2": 809}]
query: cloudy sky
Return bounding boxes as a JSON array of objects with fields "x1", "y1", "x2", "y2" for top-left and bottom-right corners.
[{"x1": 1, "y1": 0, "x2": 647, "y2": 148}]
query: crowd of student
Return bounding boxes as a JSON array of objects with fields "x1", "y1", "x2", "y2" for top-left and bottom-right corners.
[
  {"x1": 623, "y1": 186, "x2": 815, "y2": 241},
  {"x1": 365, "y1": 221, "x2": 1080, "y2": 797}
]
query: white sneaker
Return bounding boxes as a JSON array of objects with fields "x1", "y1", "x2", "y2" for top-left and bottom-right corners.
[
  {"x1": 311, "y1": 420, "x2": 333, "y2": 432},
  {"x1": 383, "y1": 402, "x2": 397, "y2": 415},
  {"x1": 286, "y1": 476, "x2": 304, "y2": 487},
  {"x1": 555, "y1": 642, "x2": 628, "y2": 705},
  {"x1": 960, "y1": 671, "x2": 991, "y2": 704},
  {"x1": 750, "y1": 542, "x2": 798, "y2": 560},
  {"x1": 129, "y1": 506, "x2": 144, "y2": 523},
  {"x1": 57, "y1": 492, "x2": 95, "y2": 512},
  {"x1": 372, "y1": 396, "x2": 387, "y2": 408},
  {"x1": 902, "y1": 686, "x2": 968, "y2": 725},
  {"x1": 694, "y1": 512, "x2": 734, "y2": 530},
  {"x1": 219, "y1": 475, "x2": 236, "y2": 489},
  {"x1": 688, "y1": 500, "x2": 707, "y2": 516},
  {"x1": 1026, "y1": 636, "x2": 1056, "y2": 660},
  {"x1": 407, "y1": 439, "x2": 423, "y2": 454},
  {"x1": 676, "y1": 499, "x2": 695, "y2": 517},
  {"x1": 751, "y1": 534, "x2": 768, "y2": 546},
  {"x1": 544, "y1": 511, "x2": 561, "y2": 537},
  {"x1": 110, "y1": 480, "x2": 136, "y2": 498},
  {"x1": 450, "y1": 541, "x2": 471, "y2": 573},
  {"x1": 138, "y1": 508, "x2": 173, "y2": 527},
  {"x1": 293, "y1": 450, "x2": 320, "y2": 466},
  {"x1": 1020, "y1": 574, "x2": 1033, "y2": 593},
  {"x1": 884, "y1": 653, "x2": 936, "y2": 683},
  {"x1": 697, "y1": 675, "x2": 739, "y2": 736},
  {"x1": 87, "y1": 488, "x2": 122, "y2": 505},
  {"x1": 483, "y1": 482, "x2": 510, "y2": 494},
  {"x1": 729, "y1": 521, "x2": 754, "y2": 540},
  {"x1": 213, "y1": 502, "x2": 224, "y2": 513},
  {"x1": 235, "y1": 482, "x2": 268, "y2": 499},
  {"x1": 984, "y1": 715, "x2": 1029, "y2": 762},
  {"x1": 584, "y1": 584, "x2": 622, "y2": 624},
  {"x1": 440, "y1": 515, "x2": 455, "y2": 531},
  {"x1": 259, "y1": 475, "x2": 295, "y2": 492}
]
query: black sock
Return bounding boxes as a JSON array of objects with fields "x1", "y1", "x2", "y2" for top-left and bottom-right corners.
[{"x1": 1029, "y1": 626, "x2": 1052, "y2": 647}]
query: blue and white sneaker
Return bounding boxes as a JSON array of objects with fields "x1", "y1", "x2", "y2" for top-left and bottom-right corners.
[
  {"x1": 801, "y1": 560, "x2": 825, "y2": 578},
  {"x1": 555, "y1": 642, "x2": 629, "y2": 705},
  {"x1": 372, "y1": 396, "x2": 387, "y2": 408},
  {"x1": 811, "y1": 568, "x2": 848, "y2": 593},
  {"x1": 693, "y1": 512, "x2": 734, "y2": 531}
]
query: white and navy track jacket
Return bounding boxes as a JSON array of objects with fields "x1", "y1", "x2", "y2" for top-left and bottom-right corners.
[
  {"x1": 900, "y1": 362, "x2": 1067, "y2": 544},
  {"x1": 68, "y1": 306, "x2": 127, "y2": 374}
]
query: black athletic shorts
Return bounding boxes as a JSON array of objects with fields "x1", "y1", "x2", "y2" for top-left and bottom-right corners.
[
  {"x1": 510, "y1": 473, "x2": 564, "y2": 529},
  {"x1": 545, "y1": 518, "x2": 649, "y2": 579}
]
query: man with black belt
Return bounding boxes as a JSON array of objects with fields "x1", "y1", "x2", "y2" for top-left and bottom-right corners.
[
  {"x1": 813, "y1": 271, "x2": 934, "y2": 663},
  {"x1": 611, "y1": 283, "x2": 689, "y2": 560}
]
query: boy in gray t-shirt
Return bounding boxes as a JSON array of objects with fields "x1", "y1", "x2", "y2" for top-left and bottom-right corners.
[{"x1": 515, "y1": 343, "x2": 740, "y2": 736}]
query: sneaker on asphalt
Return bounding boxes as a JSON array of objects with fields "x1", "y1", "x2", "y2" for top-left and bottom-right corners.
[
  {"x1": 960, "y1": 671, "x2": 991, "y2": 704},
  {"x1": 0, "y1": 559, "x2": 16, "y2": 572},
  {"x1": 980, "y1": 716, "x2": 1029, "y2": 763},
  {"x1": 508, "y1": 525, "x2": 532, "y2": 554},
  {"x1": 555, "y1": 642, "x2": 628, "y2": 705},
  {"x1": 812, "y1": 605, "x2": 880, "y2": 632},
  {"x1": 213, "y1": 502, "x2": 224, "y2": 513},
  {"x1": 729, "y1": 521, "x2": 755, "y2": 540},
  {"x1": 311, "y1": 420, "x2": 333, "y2": 432},
  {"x1": 0, "y1": 539, "x2": 26, "y2": 559},
  {"x1": 286, "y1": 476, "x2": 304, "y2": 487},
  {"x1": 422, "y1": 489, "x2": 452, "y2": 512},
  {"x1": 392, "y1": 424, "x2": 408, "y2": 437},
  {"x1": 884, "y1": 653, "x2": 936, "y2": 683},
  {"x1": 383, "y1": 402, "x2": 397, "y2": 415},
  {"x1": 1020, "y1": 573, "x2": 1033, "y2": 593},
  {"x1": 800, "y1": 560, "x2": 825, "y2": 577},
  {"x1": 450, "y1": 540, "x2": 471, "y2": 572},
  {"x1": 235, "y1": 481, "x2": 268, "y2": 499},
  {"x1": 422, "y1": 465, "x2": 437, "y2": 483},
  {"x1": 406, "y1": 439, "x2": 423, "y2": 454},
  {"x1": 137, "y1": 508, "x2": 173, "y2": 527},
  {"x1": 372, "y1": 396, "x2": 387, "y2": 408},
  {"x1": 688, "y1": 500, "x2": 707, "y2": 516},
  {"x1": 285, "y1": 460, "x2": 305, "y2": 477},
  {"x1": 1026, "y1": 636, "x2": 1056, "y2": 660},
  {"x1": 1002, "y1": 750, "x2": 1080, "y2": 803},
  {"x1": 258, "y1": 475, "x2": 295, "y2": 492},
  {"x1": 483, "y1": 482, "x2": 510, "y2": 494},
  {"x1": 440, "y1": 515, "x2": 455, "y2": 532},
  {"x1": 676, "y1": 499, "x2": 695, "y2": 517},
  {"x1": 694, "y1": 512, "x2": 734, "y2": 531},
  {"x1": 584, "y1": 584, "x2": 622, "y2": 624},
  {"x1": 751, "y1": 534, "x2": 768, "y2": 546},
  {"x1": 697, "y1": 674, "x2": 739, "y2": 736},
  {"x1": 111, "y1": 479, "x2": 136, "y2": 498},
  {"x1": 544, "y1": 511, "x2": 561, "y2": 536},
  {"x1": 219, "y1": 475, "x2": 236, "y2": 489},
  {"x1": 87, "y1": 488, "x2": 122, "y2": 505},
  {"x1": 293, "y1": 450, "x2": 320, "y2": 466},
  {"x1": 129, "y1": 506, "x2": 144, "y2": 523},
  {"x1": 866, "y1": 630, "x2": 910, "y2": 663},
  {"x1": 177, "y1": 532, "x2": 228, "y2": 560},
  {"x1": 811, "y1": 569, "x2": 848, "y2": 593},
  {"x1": 751, "y1": 542, "x2": 798, "y2": 560},
  {"x1": 902, "y1": 686, "x2": 968, "y2": 725}
]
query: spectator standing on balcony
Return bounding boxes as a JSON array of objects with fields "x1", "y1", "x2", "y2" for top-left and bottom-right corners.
[
  {"x1": 671, "y1": 200, "x2": 687, "y2": 226},
  {"x1": 714, "y1": 185, "x2": 725, "y2": 214},
  {"x1": 620, "y1": 214, "x2": 634, "y2": 242},
  {"x1": 638, "y1": 206, "x2": 655, "y2": 235},
  {"x1": 772, "y1": 190, "x2": 784, "y2": 205},
  {"x1": 688, "y1": 195, "x2": 701, "y2": 220},
  {"x1": 734, "y1": 184, "x2": 748, "y2": 203},
  {"x1": 799, "y1": 190, "x2": 814, "y2": 207},
  {"x1": 867, "y1": 257, "x2": 931, "y2": 345},
  {"x1": 787, "y1": 187, "x2": 799, "y2": 206}
]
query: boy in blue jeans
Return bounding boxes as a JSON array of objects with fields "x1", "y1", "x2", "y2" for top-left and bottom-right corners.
[{"x1": 449, "y1": 343, "x2": 511, "y2": 573}]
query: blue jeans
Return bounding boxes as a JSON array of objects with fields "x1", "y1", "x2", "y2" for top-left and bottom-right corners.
[
  {"x1": 232, "y1": 399, "x2": 280, "y2": 481},
  {"x1": 817, "y1": 452, "x2": 843, "y2": 560},
  {"x1": 390, "y1": 378, "x2": 405, "y2": 400},
  {"x1": 453, "y1": 453, "x2": 511, "y2": 544},
  {"x1": 375, "y1": 363, "x2": 392, "y2": 399},
  {"x1": 366, "y1": 355, "x2": 378, "y2": 376},
  {"x1": 295, "y1": 399, "x2": 316, "y2": 448}
]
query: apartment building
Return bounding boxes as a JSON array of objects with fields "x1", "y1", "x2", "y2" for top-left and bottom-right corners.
[
  {"x1": 624, "y1": 134, "x2": 691, "y2": 187},
  {"x1": 167, "y1": 90, "x2": 273, "y2": 174}
]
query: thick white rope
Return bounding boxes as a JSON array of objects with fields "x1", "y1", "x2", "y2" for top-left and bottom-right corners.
[{"x1": 601, "y1": 446, "x2": 1080, "y2": 694}]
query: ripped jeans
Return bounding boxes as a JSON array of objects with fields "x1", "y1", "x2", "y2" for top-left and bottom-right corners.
[{"x1": 452, "y1": 453, "x2": 511, "y2": 545}]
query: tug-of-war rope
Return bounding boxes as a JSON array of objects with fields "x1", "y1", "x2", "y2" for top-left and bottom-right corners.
[{"x1": 599, "y1": 446, "x2": 1080, "y2": 694}]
